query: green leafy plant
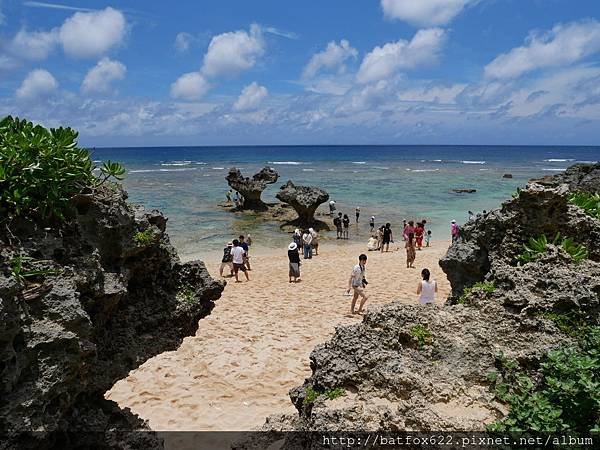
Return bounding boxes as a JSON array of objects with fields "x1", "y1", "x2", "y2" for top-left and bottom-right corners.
[
  {"x1": 488, "y1": 328, "x2": 600, "y2": 432},
  {"x1": 517, "y1": 233, "x2": 588, "y2": 265},
  {"x1": 325, "y1": 388, "x2": 346, "y2": 400},
  {"x1": 410, "y1": 324, "x2": 433, "y2": 348},
  {"x1": 304, "y1": 386, "x2": 320, "y2": 405},
  {"x1": 542, "y1": 311, "x2": 590, "y2": 341},
  {"x1": 569, "y1": 192, "x2": 600, "y2": 220},
  {"x1": 9, "y1": 256, "x2": 59, "y2": 284},
  {"x1": 303, "y1": 386, "x2": 346, "y2": 405},
  {"x1": 176, "y1": 287, "x2": 197, "y2": 306},
  {"x1": 458, "y1": 281, "x2": 495, "y2": 305},
  {"x1": 133, "y1": 229, "x2": 156, "y2": 246},
  {"x1": 0, "y1": 116, "x2": 125, "y2": 221}
]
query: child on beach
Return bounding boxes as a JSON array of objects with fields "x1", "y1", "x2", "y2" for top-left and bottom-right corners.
[
  {"x1": 425, "y1": 230, "x2": 432, "y2": 247},
  {"x1": 346, "y1": 254, "x2": 369, "y2": 314},
  {"x1": 406, "y1": 232, "x2": 416, "y2": 268}
]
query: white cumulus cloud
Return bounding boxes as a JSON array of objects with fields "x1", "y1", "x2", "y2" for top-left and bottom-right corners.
[
  {"x1": 170, "y1": 72, "x2": 210, "y2": 101},
  {"x1": 381, "y1": 0, "x2": 477, "y2": 27},
  {"x1": 8, "y1": 29, "x2": 58, "y2": 60},
  {"x1": 233, "y1": 82, "x2": 268, "y2": 111},
  {"x1": 82, "y1": 57, "x2": 126, "y2": 94},
  {"x1": 485, "y1": 20, "x2": 600, "y2": 79},
  {"x1": 16, "y1": 69, "x2": 58, "y2": 99},
  {"x1": 302, "y1": 39, "x2": 358, "y2": 79},
  {"x1": 356, "y1": 28, "x2": 447, "y2": 84},
  {"x1": 201, "y1": 24, "x2": 265, "y2": 78}
]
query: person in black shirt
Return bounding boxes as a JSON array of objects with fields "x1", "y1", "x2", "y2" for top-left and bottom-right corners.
[
  {"x1": 380, "y1": 223, "x2": 393, "y2": 253},
  {"x1": 342, "y1": 214, "x2": 350, "y2": 239},
  {"x1": 288, "y1": 242, "x2": 301, "y2": 282},
  {"x1": 239, "y1": 235, "x2": 251, "y2": 270},
  {"x1": 333, "y1": 212, "x2": 343, "y2": 239},
  {"x1": 219, "y1": 242, "x2": 234, "y2": 277}
]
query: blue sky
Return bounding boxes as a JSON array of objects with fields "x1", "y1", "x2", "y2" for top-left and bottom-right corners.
[{"x1": 1, "y1": 0, "x2": 600, "y2": 146}]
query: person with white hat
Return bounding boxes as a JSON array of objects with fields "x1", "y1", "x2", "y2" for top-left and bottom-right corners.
[
  {"x1": 451, "y1": 220, "x2": 460, "y2": 243},
  {"x1": 288, "y1": 242, "x2": 301, "y2": 283}
]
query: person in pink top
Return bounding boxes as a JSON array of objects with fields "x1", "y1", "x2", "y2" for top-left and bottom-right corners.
[
  {"x1": 451, "y1": 220, "x2": 460, "y2": 242},
  {"x1": 403, "y1": 220, "x2": 415, "y2": 241}
]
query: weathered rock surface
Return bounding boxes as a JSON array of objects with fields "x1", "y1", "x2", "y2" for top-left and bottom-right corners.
[
  {"x1": 531, "y1": 162, "x2": 600, "y2": 193},
  {"x1": 242, "y1": 164, "x2": 600, "y2": 447},
  {"x1": 275, "y1": 181, "x2": 330, "y2": 230},
  {"x1": 225, "y1": 167, "x2": 279, "y2": 210},
  {"x1": 0, "y1": 185, "x2": 224, "y2": 449},
  {"x1": 502, "y1": 173, "x2": 513, "y2": 179}
]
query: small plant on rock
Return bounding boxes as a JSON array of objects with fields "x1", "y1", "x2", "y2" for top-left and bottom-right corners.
[
  {"x1": 304, "y1": 386, "x2": 319, "y2": 405},
  {"x1": 133, "y1": 229, "x2": 156, "y2": 246},
  {"x1": 569, "y1": 192, "x2": 600, "y2": 220},
  {"x1": 517, "y1": 233, "x2": 588, "y2": 265},
  {"x1": 9, "y1": 256, "x2": 60, "y2": 285},
  {"x1": 176, "y1": 287, "x2": 197, "y2": 306},
  {"x1": 559, "y1": 237, "x2": 588, "y2": 262},
  {"x1": 458, "y1": 281, "x2": 495, "y2": 305},
  {"x1": 325, "y1": 388, "x2": 345, "y2": 400},
  {"x1": 410, "y1": 324, "x2": 433, "y2": 348}
]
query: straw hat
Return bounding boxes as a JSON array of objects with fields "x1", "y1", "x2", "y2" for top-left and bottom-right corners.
[
  {"x1": 288, "y1": 242, "x2": 297, "y2": 251},
  {"x1": 227, "y1": 241, "x2": 233, "y2": 246}
]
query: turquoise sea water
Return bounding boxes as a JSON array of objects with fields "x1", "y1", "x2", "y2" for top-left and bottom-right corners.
[{"x1": 91, "y1": 145, "x2": 599, "y2": 259}]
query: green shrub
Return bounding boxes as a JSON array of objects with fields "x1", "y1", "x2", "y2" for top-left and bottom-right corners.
[
  {"x1": 325, "y1": 388, "x2": 345, "y2": 400},
  {"x1": 458, "y1": 281, "x2": 495, "y2": 305},
  {"x1": 517, "y1": 233, "x2": 587, "y2": 265},
  {"x1": 303, "y1": 386, "x2": 346, "y2": 404},
  {"x1": 488, "y1": 328, "x2": 600, "y2": 432},
  {"x1": 133, "y1": 229, "x2": 156, "y2": 246},
  {"x1": 0, "y1": 116, "x2": 125, "y2": 221},
  {"x1": 542, "y1": 311, "x2": 590, "y2": 341},
  {"x1": 176, "y1": 287, "x2": 197, "y2": 306},
  {"x1": 569, "y1": 192, "x2": 600, "y2": 220},
  {"x1": 410, "y1": 324, "x2": 433, "y2": 348},
  {"x1": 304, "y1": 386, "x2": 319, "y2": 405}
]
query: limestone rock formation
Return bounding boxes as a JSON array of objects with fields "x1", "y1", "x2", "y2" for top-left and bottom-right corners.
[
  {"x1": 275, "y1": 181, "x2": 330, "y2": 230},
  {"x1": 502, "y1": 173, "x2": 513, "y2": 179},
  {"x1": 531, "y1": 162, "x2": 600, "y2": 193},
  {"x1": 225, "y1": 166, "x2": 279, "y2": 210},
  {"x1": 240, "y1": 164, "x2": 600, "y2": 447},
  {"x1": 0, "y1": 185, "x2": 224, "y2": 449}
]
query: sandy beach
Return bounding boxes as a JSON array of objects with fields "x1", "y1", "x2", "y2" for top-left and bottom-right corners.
[{"x1": 107, "y1": 240, "x2": 451, "y2": 431}]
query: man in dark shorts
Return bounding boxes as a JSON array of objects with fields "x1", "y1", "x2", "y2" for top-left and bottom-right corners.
[
  {"x1": 333, "y1": 212, "x2": 343, "y2": 239},
  {"x1": 231, "y1": 239, "x2": 249, "y2": 282},
  {"x1": 380, "y1": 223, "x2": 393, "y2": 253},
  {"x1": 239, "y1": 235, "x2": 251, "y2": 270}
]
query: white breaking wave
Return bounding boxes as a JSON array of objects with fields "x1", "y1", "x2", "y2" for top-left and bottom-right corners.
[
  {"x1": 130, "y1": 168, "x2": 198, "y2": 173},
  {"x1": 161, "y1": 160, "x2": 192, "y2": 166},
  {"x1": 352, "y1": 161, "x2": 366, "y2": 164},
  {"x1": 267, "y1": 161, "x2": 305, "y2": 165},
  {"x1": 461, "y1": 160, "x2": 486, "y2": 164},
  {"x1": 542, "y1": 168, "x2": 567, "y2": 171},
  {"x1": 576, "y1": 160, "x2": 598, "y2": 164},
  {"x1": 373, "y1": 166, "x2": 389, "y2": 170},
  {"x1": 302, "y1": 168, "x2": 315, "y2": 172},
  {"x1": 409, "y1": 169, "x2": 440, "y2": 173},
  {"x1": 212, "y1": 167, "x2": 225, "y2": 170},
  {"x1": 543, "y1": 159, "x2": 575, "y2": 162}
]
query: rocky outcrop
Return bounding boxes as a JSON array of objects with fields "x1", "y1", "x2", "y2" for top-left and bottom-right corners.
[
  {"x1": 275, "y1": 181, "x2": 330, "y2": 230},
  {"x1": 0, "y1": 185, "x2": 224, "y2": 449},
  {"x1": 531, "y1": 162, "x2": 600, "y2": 193},
  {"x1": 225, "y1": 167, "x2": 279, "y2": 210},
  {"x1": 243, "y1": 164, "x2": 600, "y2": 446}
]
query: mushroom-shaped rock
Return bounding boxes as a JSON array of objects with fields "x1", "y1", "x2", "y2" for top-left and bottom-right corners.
[
  {"x1": 225, "y1": 166, "x2": 279, "y2": 209},
  {"x1": 276, "y1": 181, "x2": 329, "y2": 228}
]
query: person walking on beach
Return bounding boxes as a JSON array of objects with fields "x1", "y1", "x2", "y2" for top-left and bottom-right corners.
[
  {"x1": 425, "y1": 230, "x2": 432, "y2": 247},
  {"x1": 380, "y1": 223, "x2": 393, "y2": 253},
  {"x1": 231, "y1": 239, "x2": 249, "y2": 282},
  {"x1": 239, "y1": 235, "x2": 251, "y2": 270},
  {"x1": 403, "y1": 220, "x2": 415, "y2": 241},
  {"x1": 309, "y1": 227, "x2": 319, "y2": 256},
  {"x1": 369, "y1": 216, "x2": 375, "y2": 232},
  {"x1": 376, "y1": 225, "x2": 384, "y2": 250},
  {"x1": 334, "y1": 213, "x2": 343, "y2": 239},
  {"x1": 342, "y1": 214, "x2": 350, "y2": 239},
  {"x1": 417, "y1": 268, "x2": 437, "y2": 305},
  {"x1": 288, "y1": 242, "x2": 301, "y2": 282},
  {"x1": 346, "y1": 254, "x2": 369, "y2": 315},
  {"x1": 406, "y1": 232, "x2": 416, "y2": 268},
  {"x1": 355, "y1": 206, "x2": 360, "y2": 223},
  {"x1": 302, "y1": 229, "x2": 313, "y2": 259},
  {"x1": 451, "y1": 220, "x2": 460, "y2": 243},
  {"x1": 415, "y1": 222, "x2": 424, "y2": 250},
  {"x1": 219, "y1": 242, "x2": 234, "y2": 277}
]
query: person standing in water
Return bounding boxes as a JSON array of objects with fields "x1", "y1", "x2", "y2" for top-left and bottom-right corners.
[
  {"x1": 346, "y1": 254, "x2": 369, "y2": 315},
  {"x1": 355, "y1": 206, "x2": 360, "y2": 223},
  {"x1": 369, "y1": 216, "x2": 375, "y2": 232},
  {"x1": 417, "y1": 268, "x2": 437, "y2": 305},
  {"x1": 226, "y1": 189, "x2": 232, "y2": 203}
]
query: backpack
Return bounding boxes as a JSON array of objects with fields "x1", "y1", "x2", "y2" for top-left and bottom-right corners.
[{"x1": 222, "y1": 247, "x2": 232, "y2": 263}]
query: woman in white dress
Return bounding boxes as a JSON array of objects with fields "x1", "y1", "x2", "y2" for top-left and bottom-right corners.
[{"x1": 416, "y1": 268, "x2": 437, "y2": 305}]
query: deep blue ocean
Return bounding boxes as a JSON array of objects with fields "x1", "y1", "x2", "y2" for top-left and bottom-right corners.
[{"x1": 91, "y1": 145, "x2": 599, "y2": 259}]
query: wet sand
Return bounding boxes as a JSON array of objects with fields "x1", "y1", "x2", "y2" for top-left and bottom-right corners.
[{"x1": 107, "y1": 240, "x2": 451, "y2": 431}]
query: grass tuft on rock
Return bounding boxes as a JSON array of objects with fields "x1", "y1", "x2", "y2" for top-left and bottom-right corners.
[
  {"x1": 458, "y1": 281, "x2": 495, "y2": 305},
  {"x1": 569, "y1": 191, "x2": 600, "y2": 220},
  {"x1": 133, "y1": 229, "x2": 156, "y2": 246},
  {"x1": 517, "y1": 233, "x2": 588, "y2": 265},
  {"x1": 410, "y1": 324, "x2": 433, "y2": 348}
]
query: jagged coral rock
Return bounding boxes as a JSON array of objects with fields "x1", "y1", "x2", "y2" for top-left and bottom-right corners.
[
  {"x1": 275, "y1": 181, "x2": 330, "y2": 230},
  {"x1": 225, "y1": 166, "x2": 279, "y2": 210},
  {"x1": 0, "y1": 185, "x2": 224, "y2": 449}
]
